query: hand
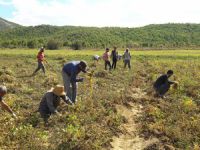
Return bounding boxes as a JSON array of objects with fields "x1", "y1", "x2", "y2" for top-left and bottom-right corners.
[
  {"x1": 57, "y1": 113, "x2": 62, "y2": 117},
  {"x1": 67, "y1": 98, "x2": 74, "y2": 105},
  {"x1": 173, "y1": 81, "x2": 179, "y2": 89},
  {"x1": 55, "y1": 111, "x2": 62, "y2": 117},
  {"x1": 12, "y1": 113, "x2": 17, "y2": 119},
  {"x1": 79, "y1": 78, "x2": 84, "y2": 82}
]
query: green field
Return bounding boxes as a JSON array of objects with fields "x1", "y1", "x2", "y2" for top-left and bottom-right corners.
[{"x1": 0, "y1": 49, "x2": 200, "y2": 149}]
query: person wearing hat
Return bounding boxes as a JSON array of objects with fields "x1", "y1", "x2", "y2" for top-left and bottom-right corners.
[
  {"x1": 62, "y1": 61, "x2": 87, "y2": 103},
  {"x1": 32, "y1": 47, "x2": 46, "y2": 76},
  {"x1": 102, "y1": 48, "x2": 112, "y2": 70},
  {"x1": 0, "y1": 86, "x2": 17, "y2": 118},
  {"x1": 39, "y1": 85, "x2": 69, "y2": 124},
  {"x1": 153, "y1": 70, "x2": 176, "y2": 98}
]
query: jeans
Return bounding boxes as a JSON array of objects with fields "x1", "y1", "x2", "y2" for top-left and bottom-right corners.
[
  {"x1": 62, "y1": 71, "x2": 77, "y2": 103},
  {"x1": 105, "y1": 60, "x2": 111, "y2": 70},
  {"x1": 124, "y1": 60, "x2": 131, "y2": 69},
  {"x1": 40, "y1": 111, "x2": 50, "y2": 124},
  {"x1": 33, "y1": 61, "x2": 45, "y2": 74},
  {"x1": 155, "y1": 83, "x2": 170, "y2": 96},
  {"x1": 112, "y1": 59, "x2": 117, "y2": 69}
]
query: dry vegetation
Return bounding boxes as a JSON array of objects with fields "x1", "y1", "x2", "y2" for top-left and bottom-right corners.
[{"x1": 0, "y1": 49, "x2": 200, "y2": 149}]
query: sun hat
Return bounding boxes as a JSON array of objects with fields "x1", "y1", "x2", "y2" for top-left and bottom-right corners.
[
  {"x1": 39, "y1": 47, "x2": 44, "y2": 51},
  {"x1": 49, "y1": 85, "x2": 66, "y2": 96},
  {"x1": 0, "y1": 86, "x2": 7, "y2": 94}
]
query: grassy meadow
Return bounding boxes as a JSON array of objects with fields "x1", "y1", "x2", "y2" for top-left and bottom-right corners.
[{"x1": 0, "y1": 49, "x2": 200, "y2": 149}]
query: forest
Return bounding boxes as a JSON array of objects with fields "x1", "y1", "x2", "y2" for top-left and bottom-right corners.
[{"x1": 0, "y1": 23, "x2": 200, "y2": 50}]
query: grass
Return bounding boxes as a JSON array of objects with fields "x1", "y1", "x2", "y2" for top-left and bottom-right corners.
[{"x1": 0, "y1": 49, "x2": 200, "y2": 149}]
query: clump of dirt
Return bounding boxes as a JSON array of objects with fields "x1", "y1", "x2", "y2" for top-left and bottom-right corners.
[{"x1": 94, "y1": 70, "x2": 108, "y2": 78}]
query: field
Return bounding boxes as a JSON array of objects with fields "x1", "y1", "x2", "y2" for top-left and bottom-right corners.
[{"x1": 0, "y1": 49, "x2": 200, "y2": 149}]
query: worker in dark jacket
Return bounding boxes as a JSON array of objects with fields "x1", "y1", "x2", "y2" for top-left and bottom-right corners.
[
  {"x1": 39, "y1": 85, "x2": 69, "y2": 124},
  {"x1": 153, "y1": 70, "x2": 175, "y2": 98},
  {"x1": 111, "y1": 47, "x2": 118, "y2": 69},
  {"x1": 62, "y1": 61, "x2": 87, "y2": 103}
]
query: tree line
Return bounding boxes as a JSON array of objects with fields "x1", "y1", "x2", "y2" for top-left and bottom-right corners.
[{"x1": 0, "y1": 23, "x2": 199, "y2": 50}]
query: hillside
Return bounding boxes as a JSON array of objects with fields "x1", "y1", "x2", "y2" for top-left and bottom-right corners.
[
  {"x1": 0, "y1": 17, "x2": 21, "y2": 31},
  {"x1": 0, "y1": 20, "x2": 199, "y2": 49}
]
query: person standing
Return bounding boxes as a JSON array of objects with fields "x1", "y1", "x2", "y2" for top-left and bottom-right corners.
[
  {"x1": 123, "y1": 48, "x2": 131, "y2": 69},
  {"x1": 0, "y1": 86, "x2": 17, "y2": 118},
  {"x1": 102, "y1": 48, "x2": 112, "y2": 70},
  {"x1": 111, "y1": 47, "x2": 118, "y2": 69},
  {"x1": 39, "y1": 85, "x2": 69, "y2": 125},
  {"x1": 32, "y1": 47, "x2": 46, "y2": 76},
  {"x1": 62, "y1": 61, "x2": 87, "y2": 103}
]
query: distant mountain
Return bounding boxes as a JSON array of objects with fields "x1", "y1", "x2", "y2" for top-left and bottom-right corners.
[
  {"x1": 0, "y1": 17, "x2": 21, "y2": 30},
  {"x1": 0, "y1": 20, "x2": 199, "y2": 49}
]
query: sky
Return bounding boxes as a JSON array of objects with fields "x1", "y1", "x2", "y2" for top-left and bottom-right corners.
[{"x1": 0, "y1": 0, "x2": 199, "y2": 27}]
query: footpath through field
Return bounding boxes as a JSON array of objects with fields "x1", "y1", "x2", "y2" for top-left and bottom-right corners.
[{"x1": 110, "y1": 88, "x2": 159, "y2": 150}]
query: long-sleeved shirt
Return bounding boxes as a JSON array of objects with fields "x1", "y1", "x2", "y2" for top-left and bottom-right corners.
[
  {"x1": 154, "y1": 74, "x2": 174, "y2": 88},
  {"x1": 0, "y1": 96, "x2": 3, "y2": 102},
  {"x1": 62, "y1": 61, "x2": 82, "y2": 82},
  {"x1": 39, "y1": 92, "x2": 68, "y2": 114},
  {"x1": 111, "y1": 50, "x2": 118, "y2": 60}
]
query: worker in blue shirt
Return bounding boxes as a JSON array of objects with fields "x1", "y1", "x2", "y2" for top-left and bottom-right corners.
[{"x1": 62, "y1": 61, "x2": 87, "y2": 103}]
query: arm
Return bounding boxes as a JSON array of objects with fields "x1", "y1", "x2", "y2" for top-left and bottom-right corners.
[
  {"x1": 46, "y1": 94, "x2": 57, "y2": 114},
  {"x1": 165, "y1": 76, "x2": 174, "y2": 84},
  {"x1": 70, "y1": 71, "x2": 83, "y2": 82},
  {"x1": 168, "y1": 81, "x2": 175, "y2": 84},
  {"x1": 0, "y1": 101, "x2": 15, "y2": 115},
  {"x1": 60, "y1": 95, "x2": 68, "y2": 104}
]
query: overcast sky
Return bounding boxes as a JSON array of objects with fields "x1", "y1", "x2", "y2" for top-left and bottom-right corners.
[{"x1": 0, "y1": 0, "x2": 199, "y2": 27}]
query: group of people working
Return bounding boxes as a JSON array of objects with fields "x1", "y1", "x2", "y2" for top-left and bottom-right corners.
[
  {"x1": 0, "y1": 47, "x2": 178, "y2": 125},
  {"x1": 101, "y1": 47, "x2": 131, "y2": 70}
]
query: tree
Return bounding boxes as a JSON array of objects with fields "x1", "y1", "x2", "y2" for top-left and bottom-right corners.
[{"x1": 27, "y1": 40, "x2": 38, "y2": 48}]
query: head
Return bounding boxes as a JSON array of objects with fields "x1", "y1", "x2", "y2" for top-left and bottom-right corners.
[
  {"x1": 78, "y1": 61, "x2": 87, "y2": 73},
  {"x1": 40, "y1": 47, "x2": 44, "y2": 52},
  {"x1": 52, "y1": 85, "x2": 66, "y2": 96},
  {"x1": 0, "y1": 86, "x2": 7, "y2": 97},
  {"x1": 167, "y1": 70, "x2": 173, "y2": 77},
  {"x1": 126, "y1": 48, "x2": 129, "y2": 52},
  {"x1": 106, "y1": 48, "x2": 109, "y2": 52}
]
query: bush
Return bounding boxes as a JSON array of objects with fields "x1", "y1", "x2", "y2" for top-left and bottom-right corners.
[
  {"x1": 27, "y1": 40, "x2": 38, "y2": 48},
  {"x1": 71, "y1": 41, "x2": 85, "y2": 50},
  {"x1": 47, "y1": 40, "x2": 61, "y2": 50}
]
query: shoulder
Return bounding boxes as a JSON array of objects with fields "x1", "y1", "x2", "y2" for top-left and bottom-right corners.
[
  {"x1": 159, "y1": 74, "x2": 167, "y2": 79},
  {"x1": 45, "y1": 92, "x2": 53, "y2": 98}
]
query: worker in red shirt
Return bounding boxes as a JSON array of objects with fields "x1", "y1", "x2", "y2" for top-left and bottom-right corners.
[{"x1": 32, "y1": 47, "x2": 46, "y2": 76}]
